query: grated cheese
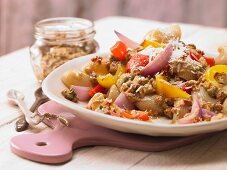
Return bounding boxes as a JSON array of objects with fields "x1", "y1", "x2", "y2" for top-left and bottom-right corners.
[
  {"x1": 169, "y1": 40, "x2": 187, "y2": 61},
  {"x1": 139, "y1": 39, "x2": 202, "y2": 66},
  {"x1": 136, "y1": 86, "x2": 143, "y2": 93},
  {"x1": 139, "y1": 46, "x2": 163, "y2": 62}
]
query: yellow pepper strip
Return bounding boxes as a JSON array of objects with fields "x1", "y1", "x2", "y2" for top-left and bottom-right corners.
[
  {"x1": 97, "y1": 65, "x2": 125, "y2": 88},
  {"x1": 93, "y1": 65, "x2": 109, "y2": 75},
  {"x1": 205, "y1": 65, "x2": 227, "y2": 87},
  {"x1": 156, "y1": 74, "x2": 190, "y2": 98},
  {"x1": 142, "y1": 39, "x2": 166, "y2": 48}
]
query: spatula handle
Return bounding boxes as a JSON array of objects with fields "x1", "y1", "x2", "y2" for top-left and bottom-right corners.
[{"x1": 11, "y1": 127, "x2": 81, "y2": 164}]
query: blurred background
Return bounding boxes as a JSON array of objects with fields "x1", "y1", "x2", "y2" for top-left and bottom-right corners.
[{"x1": 1, "y1": 0, "x2": 227, "y2": 55}]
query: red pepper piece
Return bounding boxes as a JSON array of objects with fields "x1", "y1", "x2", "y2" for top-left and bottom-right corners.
[
  {"x1": 88, "y1": 84, "x2": 106, "y2": 97},
  {"x1": 189, "y1": 51, "x2": 201, "y2": 61},
  {"x1": 110, "y1": 41, "x2": 127, "y2": 61},
  {"x1": 204, "y1": 57, "x2": 215, "y2": 66}
]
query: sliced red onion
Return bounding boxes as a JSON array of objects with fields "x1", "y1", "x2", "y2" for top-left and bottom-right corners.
[
  {"x1": 177, "y1": 95, "x2": 202, "y2": 124},
  {"x1": 114, "y1": 30, "x2": 140, "y2": 49},
  {"x1": 114, "y1": 92, "x2": 135, "y2": 110},
  {"x1": 71, "y1": 85, "x2": 91, "y2": 101},
  {"x1": 201, "y1": 109, "x2": 216, "y2": 118},
  {"x1": 141, "y1": 43, "x2": 173, "y2": 76}
]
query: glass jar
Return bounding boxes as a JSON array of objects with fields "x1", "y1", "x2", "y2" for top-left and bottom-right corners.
[{"x1": 30, "y1": 17, "x2": 99, "y2": 82}]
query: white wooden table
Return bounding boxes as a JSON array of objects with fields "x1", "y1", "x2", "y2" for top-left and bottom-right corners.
[{"x1": 1, "y1": 16, "x2": 227, "y2": 170}]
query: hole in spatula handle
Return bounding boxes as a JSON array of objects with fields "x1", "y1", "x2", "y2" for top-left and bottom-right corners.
[{"x1": 36, "y1": 142, "x2": 47, "y2": 146}]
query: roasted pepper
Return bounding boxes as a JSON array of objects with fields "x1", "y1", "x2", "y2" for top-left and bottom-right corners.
[
  {"x1": 97, "y1": 65, "x2": 125, "y2": 88},
  {"x1": 156, "y1": 74, "x2": 190, "y2": 98},
  {"x1": 205, "y1": 65, "x2": 227, "y2": 87},
  {"x1": 110, "y1": 41, "x2": 127, "y2": 61},
  {"x1": 88, "y1": 84, "x2": 106, "y2": 97},
  {"x1": 204, "y1": 57, "x2": 215, "y2": 67},
  {"x1": 142, "y1": 39, "x2": 165, "y2": 48}
]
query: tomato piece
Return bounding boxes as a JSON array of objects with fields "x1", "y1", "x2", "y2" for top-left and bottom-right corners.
[
  {"x1": 204, "y1": 57, "x2": 215, "y2": 66},
  {"x1": 88, "y1": 84, "x2": 106, "y2": 97},
  {"x1": 189, "y1": 51, "x2": 215, "y2": 66},
  {"x1": 137, "y1": 111, "x2": 149, "y2": 121},
  {"x1": 189, "y1": 51, "x2": 201, "y2": 61},
  {"x1": 126, "y1": 54, "x2": 149, "y2": 72},
  {"x1": 110, "y1": 41, "x2": 127, "y2": 61}
]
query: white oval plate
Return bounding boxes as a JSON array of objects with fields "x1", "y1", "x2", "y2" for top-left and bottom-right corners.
[{"x1": 42, "y1": 52, "x2": 227, "y2": 136}]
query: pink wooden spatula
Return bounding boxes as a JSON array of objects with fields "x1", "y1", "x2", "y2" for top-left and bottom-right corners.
[{"x1": 11, "y1": 101, "x2": 215, "y2": 164}]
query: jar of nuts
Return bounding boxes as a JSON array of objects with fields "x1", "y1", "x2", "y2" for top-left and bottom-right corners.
[{"x1": 30, "y1": 17, "x2": 99, "y2": 82}]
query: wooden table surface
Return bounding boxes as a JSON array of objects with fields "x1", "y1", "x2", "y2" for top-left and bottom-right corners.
[{"x1": 1, "y1": 16, "x2": 227, "y2": 170}]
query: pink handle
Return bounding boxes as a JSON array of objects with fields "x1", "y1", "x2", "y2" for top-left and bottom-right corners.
[
  {"x1": 11, "y1": 128, "x2": 77, "y2": 164},
  {"x1": 10, "y1": 101, "x2": 216, "y2": 164}
]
